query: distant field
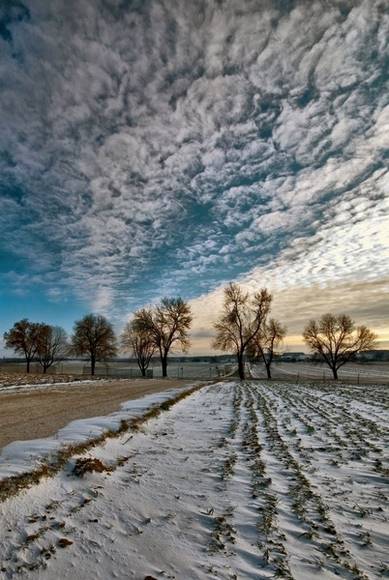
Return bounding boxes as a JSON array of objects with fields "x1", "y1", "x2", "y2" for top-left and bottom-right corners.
[
  {"x1": 2, "y1": 358, "x2": 389, "y2": 383},
  {"x1": 2, "y1": 358, "x2": 389, "y2": 386},
  {"x1": 251, "y1": 361, "x2": 389, "y2": 383},
  {"x1": 0, "y1": 360, "x2": 233, "y2": 380}
]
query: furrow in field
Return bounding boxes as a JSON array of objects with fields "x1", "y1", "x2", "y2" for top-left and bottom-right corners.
[
  {"x1": 272, "y1": 384, "x2": 385, "y2": 464},
  {"x1": 259, "y1": 383, "x2": 388, "y2": 579},
  {"x1": 253, "y1": 384, "x2": 371, "y2": 580},
  {"x1": 239, "y1": 386, "x2": 292, "y2": 578}
]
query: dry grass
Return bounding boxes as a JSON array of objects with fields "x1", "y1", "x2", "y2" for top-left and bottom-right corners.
[{"x1": 72, "y1": 457, "x2": 111, "y2": 477}]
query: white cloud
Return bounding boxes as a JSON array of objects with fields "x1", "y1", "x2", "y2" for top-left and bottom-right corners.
[{"x1": 0, "y1": 0, "x2": 387, "y2": 340}]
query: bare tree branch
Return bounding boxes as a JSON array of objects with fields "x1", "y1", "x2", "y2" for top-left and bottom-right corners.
[
  {"x1": 121, "y1": 320, "x2": 155, "y2": 377},
  {"x1": 303, "y1": 313, "x2": 377, "y2": 380},
  {"x1": 132, "y1": 298, "x2": 192, "y2": 377},
  {"x1": 248, "y1": 318, "x2": 286, "y2": 379},
  {"x1": 213, "y1": 282, "x2": 272, "y2": 379},
  {"x1": 71, "y1": 314, "x2": 117, "y2": 375},
  {"x1": 37, "y1": 326, "x2": 68, "y2": 373},
  {"x1": 3, "y1": 319, "x2": 47, "y2": 373}
]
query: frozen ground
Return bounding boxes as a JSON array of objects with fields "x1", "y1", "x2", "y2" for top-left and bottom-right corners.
[
  {"x1": 0, "y1": 381, "x2": 388, "y2": 579},
  {"x1": 0, "y1": 373, "x2": 102, "y2": 390}
]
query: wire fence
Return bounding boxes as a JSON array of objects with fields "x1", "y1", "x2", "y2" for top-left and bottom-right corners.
[
  {"x1": 3, "y1": 359, "x2": 388, "y2": 383},
  {"x1": 0, "y1": 361, "x2": 233, "y2": 380},
  {"x1": 79, "y1": 363, "x2": 234, "y2": 379},
  {"x1": 250, "y1": 363, "x2": 389, "y2": 384},
  {"x1": 0, "y1": 359, "x2": 236, "y2": 380}
]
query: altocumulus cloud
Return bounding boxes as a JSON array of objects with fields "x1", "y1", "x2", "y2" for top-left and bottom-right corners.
[{"x1": 0, "y1": 0, "x2": 388, "y2": 349}]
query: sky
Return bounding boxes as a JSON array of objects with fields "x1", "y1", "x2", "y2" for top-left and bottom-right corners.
[{"x1": 0, "y1": 0, "x2": 388, "y2": 355}]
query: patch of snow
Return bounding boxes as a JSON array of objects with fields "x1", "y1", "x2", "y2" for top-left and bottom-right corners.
[
  {"x1": 0, "y1": 379, "x2": 108, "y2": 395},
  {"x1": 0, "y1": 384, "x2": 199, "y2": 481}
]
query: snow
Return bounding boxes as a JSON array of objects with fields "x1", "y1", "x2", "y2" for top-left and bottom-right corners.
[
  {"x1": 0, "y1": 385, "x2": 198, "y2": 480},
  {"x1": 0, "y1": 379, "x2": 106, "y2": 395},
  {"x1": 258, "y1": 362, "x2": 389, "y2": 382},
  {"x1": 0, "y1": 381, "x2": 388, "y2": 579},
  {"x1": 0, "y1": 378, "x2": 115, "y2": 394}
]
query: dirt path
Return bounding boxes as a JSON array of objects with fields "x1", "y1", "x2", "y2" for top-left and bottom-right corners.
[{"x1": 0, "y1": 379, "x2": 194, "y2": 451}]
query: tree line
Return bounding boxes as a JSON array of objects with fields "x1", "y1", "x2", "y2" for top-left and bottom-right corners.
[
  {"x1": 3, "y1": 283, "x2": 377, "y2": 380},
  {"x1": 3, "y1": 297, "x2": 192, "y2": 378}
]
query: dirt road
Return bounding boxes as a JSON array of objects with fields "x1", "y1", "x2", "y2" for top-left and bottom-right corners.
[{"x1": 0, "y1": 378, "x2": 194, "y2": 451}]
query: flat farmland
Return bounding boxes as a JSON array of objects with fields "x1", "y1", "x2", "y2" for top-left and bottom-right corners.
[
  {"x1": 0, "y1": 380, "x2": 387, "y2": 579},
  {"x1": 0, "y1": 360, "x2": 232, "y2": 381},
  {"x1": 252, "y1": 362, "x2": 389, "y2": 383}
]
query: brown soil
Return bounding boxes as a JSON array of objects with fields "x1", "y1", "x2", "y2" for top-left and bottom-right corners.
[{"x1": 0, "y1": 378, "x2": 194, "y2": 451}]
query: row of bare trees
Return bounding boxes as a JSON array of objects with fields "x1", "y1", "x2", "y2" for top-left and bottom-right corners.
[
  {"x1": 3, "y1": 283, "x2": 377, "y2": 380},
  {"x1": 213, "y1": 283, "x2": 286, "y2": 380},
  {"x1": 3, "y1": 297, "x2": 193, "y2": 377},
  {"x1": 3, "y1": 316, "x2": 116, "y2": 375},
  {"x1": 213, "y1": 282, "x2": 377, "y2": 380},
  {"x1": 3, "y1": 320, "x2": 68, "y2": 374},
  {"x1": 121, "y1": 297, "x2": 192, "y2": 377}
]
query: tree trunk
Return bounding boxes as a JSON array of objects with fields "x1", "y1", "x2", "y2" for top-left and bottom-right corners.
[
  {"x1": 332, "y1": 366, "x2": 338, "y2": 380},
  {"x1": 237, "y1": 354, "x2": 245, "y2": 380},
  {"x1": 265, "y1": 363, "x2": 272, "y2": 379},
  {"x1": 91, "y1": 357, "x2": 96, "y2": 376},
  {"x1": 43, "y1": 366, "x2": 47, "y2": 374},
  {"x1": 26, "y1": 359, "x2": 30, "y2": 373},
  {"x1": 141, "y1": 366, "x2": 146, "y2": 377},
  {"x1": 161, "y1": 356, "x2": 168, "y2": 377}
]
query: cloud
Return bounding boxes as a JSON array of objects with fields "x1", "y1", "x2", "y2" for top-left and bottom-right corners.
[{"x1": 0, "y1": 0, "x2": 387, "y2": 348}]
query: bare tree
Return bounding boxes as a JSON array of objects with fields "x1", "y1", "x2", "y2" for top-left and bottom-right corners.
[
  {"x1": 121, "y1": 320, "x2": 155, "y2": 377},
  {"x1": 213, "y1": 283, "x2": 272, "y2": 380},
  {"x1": 132, "y1": 298, "x2": 192, "y2": 377},
  {"x1": 71, "y1": 314, "x2": 117, "y2": 376},
  {"x1": 303, "y1": 313, "x2": 377, "y2": 380},
  {"x1": 37, "y1": 326, "x2": 68, "y2": 373},
  {"x1": 3, "y1": 319, "x2": 46, "y2": 373},
  {"x1": 248, "y1": 319, "x2": 286, "y2": 379}
]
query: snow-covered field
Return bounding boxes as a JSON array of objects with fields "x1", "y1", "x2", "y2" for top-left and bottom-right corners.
[
  {"x1": 252, "y1": 363, "x2": 389, "y2": 383},
  {"x1": 0, "y1": 379, "x2": 104, "y2": 395},
  {"x1": 0, "y1": 381, "x2": 388, "y2": 579},
  {"x1": 0, "y1": 374, "x2": 102, "y2": 391}
]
